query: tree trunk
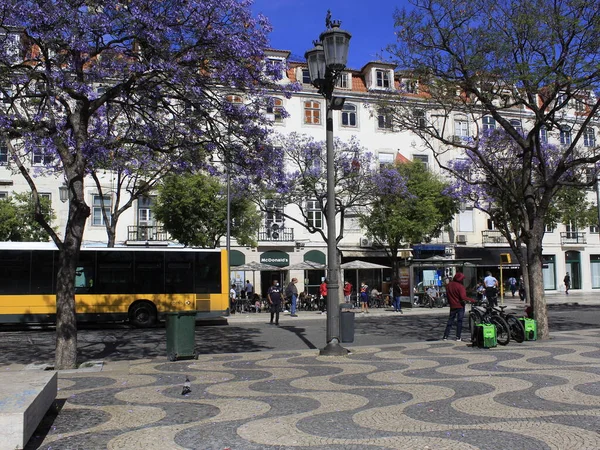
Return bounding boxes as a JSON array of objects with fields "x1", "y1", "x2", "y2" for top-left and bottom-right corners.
[
  {"x1": 527, "y1": 234, "x2": 549, "y2": 339},
  {"x1": 54, "y1": 192, "x2": 90, "y2": 370}
]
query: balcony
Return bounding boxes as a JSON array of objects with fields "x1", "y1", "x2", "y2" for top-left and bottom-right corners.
[
  {"x1": 482, "y1": 230, "x2": 508, "y2": 245},
  {"x1": 127, "y1": 225, "x2": 169, "y2": 243},
  {"x1": 258, "y1": 227, "x2": 294, "y2": 242},
  {"x1": 560, "y1": 232, "x2": 586, "y2": 246}
]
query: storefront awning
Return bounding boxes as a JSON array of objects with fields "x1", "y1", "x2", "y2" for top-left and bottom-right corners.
[
  {"x1": 304, "y1": 250, "x2": 326, "y2": 264},
  {"x1": 454, "y1": 247, "x2": 520, "y2": 268}
]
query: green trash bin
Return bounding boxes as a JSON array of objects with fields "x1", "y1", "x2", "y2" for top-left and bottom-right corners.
[{"x1": 166, "y1": 311, "x2": 198, "y2": 361}]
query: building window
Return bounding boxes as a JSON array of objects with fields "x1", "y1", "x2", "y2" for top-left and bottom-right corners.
[
  {"x1": 455, "y1": 117, "x2": 469, "y2": 138},
  {"x1": 32, "y1": 147, "x2": 53, "y2": 166},
  {"x1": 378, "y1": 152, "x2": 394, "y2": 169},
  {"x1": 267, "y1": 97, "x2": 284, "y2": 123},
  {"x1": 0, "y1": 141, "x2": 7, "y2": 164},
  {"x1": 0, "y1": 191, "x2": 7, "y2": 199},
  {"x1": 138, "y1": 196, "x2": 155, "y2": 226},
  {"x1": 92, "y1": 194, "x2": 111, "y2": 226},
  {"x1": 540, "y1": 126, "x2": 548, "y2": 144},
  {"x1": 377, "y1": 108, "x2": 393, "y2": 130},
  {"x1": 376, "y1": 70, "x2": 390, "y2": 88},
  {"x1": 482, "y1": 115, "x2": 496, "y2": 131},
  {"x1": 585, "y1": 167, "x2": 595, "y2": 185},
  {"x1": 575, "y1": 98, "x2": 586, "y2": 112},
  {"x1": 304, "y1": 100, "x2": 321, "y2": 125},
  {"x1": 226, "y1": 94, "x2": 243, "y2": 104},
  {"x1": 591, "y1": 255, "x2": 600, "y2": 288},
  {"x1": 341, "y1": 103, "x2": 357, "y2": 127},
  {"x1": 301, "y1": 68, "x2": 311, "y2": 84},
  {"x1": 415, "y1": 109, "x2": 426, "y2": 129},
  {"x1": 545, "y1": 224, "x2": 555, "y2": 233},
  {"x1": 560, "y1": 126, "x2": 572, "y2": 145},
  {"x1": 590, "y1": 224, "x2": 599, "y2": 234},
  {"x1": 306, "y1": 199, "x2": 322, "y2": 229},
  {"x1": 510, "y1": 119, "x2": 523, "y2": 134},
  {"x1": 336, "y1": 73, "x2": 349, "y2": 89},
  {"x1": 584, "y1": 127, "x2": 596, "y2": 147},
  {"x1": 264, "y1": 199, "x2": 284, "y2": 226},
  {"x1": 458, "y1": 208, "x2": 474, "y2": 232},
  {"x1": 413, "y1": 154, "x2": 429, "y2": 170},
  {"x1": 404, "y1": 79, "x2": 418, "y2": 94},
  {"x1": 565, "y1": 222, "x2": 578, "y2": 239}
]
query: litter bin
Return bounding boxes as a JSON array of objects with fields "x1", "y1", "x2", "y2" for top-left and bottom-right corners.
[
  {"x1": 166, "y1": 311, "x2": 198, "y2": 361},
  {"x1": 340, "y1": 303, "x2": 355, "y2": 343}
]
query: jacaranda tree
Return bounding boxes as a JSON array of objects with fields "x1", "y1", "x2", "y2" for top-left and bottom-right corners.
[
  {"x1": 0, "y1": 0, "x2": 288, "y2": 368},
  {"x1": 387, "y1": 0, "x2": 600, "y2": 339},
  {"x1": 244, "y1": 132, "x2": 378, "y2": 272}
]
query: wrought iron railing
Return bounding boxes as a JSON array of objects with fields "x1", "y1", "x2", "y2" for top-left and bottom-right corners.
[
  {"x1": 482, "y1": 230, "x2": 508, "y2": 244},
  {"x1": 258, "y1": 227, "x2": 294, "y2": 242},
  {"x1": 127, "y1": 225, "x2": 169, "y2": 242},
  {"x1": 560, "y1": 232, "x2": 586, "y2": 245}
]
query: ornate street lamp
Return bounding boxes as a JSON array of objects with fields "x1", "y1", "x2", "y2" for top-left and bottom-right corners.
[{"x1": 305, "y1": 12, "x2": 351, "y2": 356}]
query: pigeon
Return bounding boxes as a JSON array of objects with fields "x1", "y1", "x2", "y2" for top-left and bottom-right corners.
[{"x1": 181, "y1": 376, "x2": 191, "y2": 395}]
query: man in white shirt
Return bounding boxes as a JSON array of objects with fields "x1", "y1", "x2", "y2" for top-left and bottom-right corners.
[
  {"x1": 230, "y1": 283, "x2": 237, "y2": 314},
  {"x1": 483, "y1": 271, "x2": 499, "y2": 307}
]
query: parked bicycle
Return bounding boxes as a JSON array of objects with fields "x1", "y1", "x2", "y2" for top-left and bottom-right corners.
[
  {"x1": 493, "y1": 305, "x2": 525, "y2": 343},
  {"x1": 468, "y1": 299, "x2": 511, "y2": 345}
]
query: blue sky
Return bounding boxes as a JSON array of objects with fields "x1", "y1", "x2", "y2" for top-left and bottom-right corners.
[{"x1": 251, "y1": 0, "x2": 407, "y2": 70}]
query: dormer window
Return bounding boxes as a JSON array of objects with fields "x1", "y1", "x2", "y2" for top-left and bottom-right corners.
[
  {"x1": 376, "y1": 70, "x2": 391, "y2": 88},
  {"x1": 301, "y1": 68, "x2": 311, "y2": 84},
  {"x1": 404, "y1": 79, "x2": 418, "y2": 94},
  {"x1": 336, "y1": 73, "x2": 350, "y2": 89}
]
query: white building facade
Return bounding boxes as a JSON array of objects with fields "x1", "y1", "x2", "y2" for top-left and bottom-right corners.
[{"x1": 2, "y1": 49, "x2": 600, "y2": 296}]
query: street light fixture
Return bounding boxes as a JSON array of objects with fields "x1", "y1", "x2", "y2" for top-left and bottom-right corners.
[{"x1": 305, "y1": 12, "x2": 351, "y2": 356}]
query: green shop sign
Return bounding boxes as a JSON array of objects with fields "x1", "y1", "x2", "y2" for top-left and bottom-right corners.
[{"x1": 260, "y1": 250, "x2": 289, "y2": 267}]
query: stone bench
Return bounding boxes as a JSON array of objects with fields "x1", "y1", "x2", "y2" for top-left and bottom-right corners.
[{"x1": 0, "y1": 371, "x2": 57, "y2": 450}]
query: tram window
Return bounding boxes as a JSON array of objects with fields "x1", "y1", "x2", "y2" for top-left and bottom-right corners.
[
  {"x1": 165, "y1": 253, "x2": 193, "y2": 293},
  {"x1": 194, "y1": 252, "x2": 220, "y2": 293},
  {"x1": 134, "y1": 252, "x2": 164, "y2": 293},
  {"x1": 74, "y1": 252, "x2": 96, "y2": 294},
  {"x1": 31, "y1": 251, "x2": 54, "y2": 294},
  {"x1": 96, "y1": 251, "x2": 133, "y2": 293},
  {"x1": 0, "y1": 251, "x2": 30, "y2": 294}
]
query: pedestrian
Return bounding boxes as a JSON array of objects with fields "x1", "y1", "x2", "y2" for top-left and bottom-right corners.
[
  {"x1": 343, "y1": 280, "x2": 353, "y2": 304},
  {"x1": 319, "y1": 279, "x2": 328, "y2": 314},
  {"x1": 392, "y1": 277, "x2": 403, "y2": 313},
  {"x1": 483, "y1": 271, "x2": 499, "y2": 307},
  {"x1": 229, "y1": 283, "x2": 237, "y2": 314},
  {"x1": 285, "y1": 278, "x2": 299, "y2": 317},
  {"x1": 267, "y1": 279, "x2": 282, "y2": 325},
  {"x1": 564, "y1": 273, "x2": 571, "y2": 295},
  {"x1": 360, "y1": 281, "x2": 369, "y2": 313},
  {"x1": 518, "y1": 275, "x2": 526, "y2": 302},
  {"x1": 245, "y1": 280, "x2": 253, "y2": 298},
  {"x1": 508, "y1": 276, "x2": 517, "y2": 297},
  {"x1": 442, "y1": 272, "x2": 475, "y2": 341}
]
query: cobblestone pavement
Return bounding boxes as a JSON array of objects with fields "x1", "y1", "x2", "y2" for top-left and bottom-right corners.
[{"x1": 25, "y1": 328, "x2": 600, "y2": 450}]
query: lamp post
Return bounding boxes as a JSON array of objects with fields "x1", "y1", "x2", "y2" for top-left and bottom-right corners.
[{"x1": 305, "y1": 12, "x2": 351, "y2": 356}]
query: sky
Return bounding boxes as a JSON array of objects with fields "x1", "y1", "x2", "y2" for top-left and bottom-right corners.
[{"x1": 251, "y1": 0, "x2": 408, "y2": 70}]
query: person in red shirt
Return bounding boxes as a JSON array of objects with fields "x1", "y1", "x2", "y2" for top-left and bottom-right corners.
[
  {"x1": 442, "y1": 272, "x2": 475, "y2": 341},
  {"x1": 319, "y1": 279, "x2": 328, "y2": 314},
  {"x1": 343, "y1": 280, "x2": 352, "y2": 303}
]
